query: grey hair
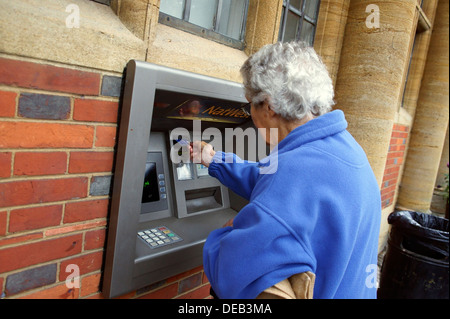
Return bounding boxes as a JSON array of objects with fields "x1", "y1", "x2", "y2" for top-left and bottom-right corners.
[{"x1": 240, "y1": 41, "x2": 334, "y2": 120}]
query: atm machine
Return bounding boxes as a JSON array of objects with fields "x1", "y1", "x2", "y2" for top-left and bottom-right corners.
[{"x1": 102, "y1": 61, "x2": 256, "y2": 298}]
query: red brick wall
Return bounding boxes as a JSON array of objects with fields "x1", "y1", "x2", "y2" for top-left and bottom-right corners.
[
  {"x1": 0, "y1": 57, "x2": 211, "y2": 299},
  {"x1": 381, "y1": 124, "x2": 410, "y2": 209}
]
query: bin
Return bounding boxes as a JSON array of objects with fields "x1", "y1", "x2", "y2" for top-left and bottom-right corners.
[{"x1": 378, "y1": 211, "x2": 448, "y2": 299}]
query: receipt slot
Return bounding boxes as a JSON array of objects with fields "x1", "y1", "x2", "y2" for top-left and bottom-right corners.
[{"x1": 102, "y1": 61, "x2": 253, "y2": 298}]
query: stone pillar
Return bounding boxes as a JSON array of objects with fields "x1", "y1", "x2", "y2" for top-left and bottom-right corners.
[
  {"x1": 244, "y1": 0, "x2": 284, "y2": 56},
  {"x1": 334, "y1": 0, "x2": 418, "y2": 186},
  {"x1": 314, "y1": 0, "x2": 350, "y2": 86},
  {"x1": 397, "y1": 0, "x2": 450, "y2": 212}
]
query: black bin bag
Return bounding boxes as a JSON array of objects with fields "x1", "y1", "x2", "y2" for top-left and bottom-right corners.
[{"x1": 378, "y1": 211, "x2": 448, "y2": 299}]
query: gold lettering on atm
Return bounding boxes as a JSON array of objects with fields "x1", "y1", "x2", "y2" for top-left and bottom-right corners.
[{"x1": 202, "y1": 106, "x2": 249, "y2": 118}]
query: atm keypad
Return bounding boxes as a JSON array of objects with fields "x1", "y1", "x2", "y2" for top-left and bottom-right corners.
[{"x1": 138, "y1": 226, "x2": 182, "y2": 249}]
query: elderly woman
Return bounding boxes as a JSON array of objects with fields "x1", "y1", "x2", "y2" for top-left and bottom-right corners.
[{"x1": 193, "y1": 42, "x2": 381, "y2": 299}]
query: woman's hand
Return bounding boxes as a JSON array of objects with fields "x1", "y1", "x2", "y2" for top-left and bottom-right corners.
[{"x1": 190, "y1": 141, "x2": 216, "y2": 167}]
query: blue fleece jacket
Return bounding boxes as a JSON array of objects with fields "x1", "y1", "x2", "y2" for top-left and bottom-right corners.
[{"x1": 203, "y1": 110, "x2": 381, "y2": 299}]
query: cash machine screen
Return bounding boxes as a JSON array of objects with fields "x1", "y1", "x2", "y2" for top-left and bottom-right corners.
[{"x1": 142, "y1": 162, "x2": 159, "y2": 203}]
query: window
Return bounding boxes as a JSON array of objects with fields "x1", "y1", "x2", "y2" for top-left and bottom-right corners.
[
  {"x1": 278, "y1": 0, "x2": 321, "y2": 45},
  {"x1": 159, "y1": 0, "x2": 249, "y2": 49},
  {"x1": 91, "y1": 0, "x2": 111, "y2": 5},
  {"x1": 400, "y1": 2, "x2": 431, "y2": 109}
]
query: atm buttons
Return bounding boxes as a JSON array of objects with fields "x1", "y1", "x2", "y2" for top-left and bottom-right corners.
[
  {"x1": 157, "y1": 174, "x2": 167, "y2": 199},
  {"x1": 137, "y1": 226, "x2": 182, "y2": 249}
]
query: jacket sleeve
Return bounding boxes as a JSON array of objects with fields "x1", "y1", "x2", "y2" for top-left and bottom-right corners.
[
  {"x1": 207, "y1": 151, "x2": 260, "y2": 200},
  {"x1": 202, "y1": 200, "x2": 315, "y2": 299}
]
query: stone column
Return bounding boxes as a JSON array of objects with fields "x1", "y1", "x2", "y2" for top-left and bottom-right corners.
[
  {"x1": 397, "y1": 0, "x2": 450, "y2": 212},
  {"x1": 334, "y1": 0, "x2": 419, "y2": 186},
  {"x1": 244, "y1": 0, "x2": 284, "y2": 56},
  {"x1": 314, "y1": 0, "x2": 350, "y2": 86}
]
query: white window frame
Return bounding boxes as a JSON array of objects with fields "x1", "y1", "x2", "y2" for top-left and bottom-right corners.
[
  {"x1": 158, "y1": 0, "x2": 250, "y2": 50},
  {"x1": 278, "y1": 0, "x2": 321, "y2": 45}
]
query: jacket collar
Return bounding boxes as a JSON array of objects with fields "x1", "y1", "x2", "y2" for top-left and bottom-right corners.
[
  {"x1": 276, "y1": 110, "x2": 348, "y2": 153},
  {"x1": 258, "y1": 110, "x2": 348, "y2": 169}
]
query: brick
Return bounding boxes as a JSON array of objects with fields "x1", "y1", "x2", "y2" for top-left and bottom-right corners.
[
  {"x1": 136, "y1": 279, "x2": 167, "y2": 296},
  {"x1": 385, "y1": 158, "x2": 396, "y2": 167},
  {"x1": 382, "y1": 179, "x2": 394, "y2": 188},
  {"x1": 384, "y1": 166, "x2": 400, "y2": 175},
  {"x1": 14, "y1": 152, "x2": 67, "y2": 176},
  {"x1": 89, "y1": 175, "x2": 112, "y2": 196},
  {"x1": 0, "y1": 121, "x2": 94, "y2": 148},
  {"x1": 85, "y1": 229, "x2": 106, "y2": 250},
  {"x1": 0, "y1": 177, "x2": 88, "y2": 208},
  {"x1": 85, "y1": 292, "x2": 106, "y2": 299},
  {"x1": 382, "y1": 172, "x2": 399, "y2": 185},
  {"x1": 64, "y1": 199, "x2": 109, "y2": 223},
  {"x1": 95, "y1": 126, "x2": 117, "y2": 147},
  {"x1": 19, "y1": 283, "x2": 79, "y2": 299},
  {"x1": 381, "y1": 191, "x2": 395, "y2": 202},
  {"x1": 382, "y1": 172, "x2": 397, "y2": 183},
  {"x1": 0, "y1": 232, "x2": 43, "y2": 248},
  {"x1": 80, "y1": 272, "x2": 102, "y2": 297},
  {"x1": 382, "y1": 199, "x2": 391, "y2": 209},
  {"x1": 392, "y1": 124, "x2": 409, "y2": 132},
  {"x1": 390, "y1": 138, "x2": 404, "y2": 145},
  {"x1": 0, "y1": 152, "x2": 12, "y2": 178},
  {"x1": 176, "y1": 284, "x2": 211, "y2": 299},
  {"x1": 387, "y1": 151, "x2": 405, "y2": 160},
  {"x1": 44, "y1": 220, "x2": 106, "y2": 237},
  {"x1": 0, "y1": 211, "x2": 6, "y2": 236},
  {"x1": 0, "y1": 58, "x2": 100, "y2": 95},
  {"x1": 178, "y1": 273, "x2": 203, "y2": 294},
  {"x1": 101, "y1": 75, "x2": 123, "y2": 97},
  {"x1": 69, "y1": 151, "x2": 114, "y2": 173},
  {"x1": 391, "y1": 131, "x2": 409, "y2": 139},
  {"x1": 5, "y1": 263, "x2": 57, "y2": 296},
  {"x1": 0, "y1": 90, "x2": 16, "y2": 117},
  {"x1": 9, "y1": 205, "x2": 63, "y2": 233},
  {"x1": 202, "y1": 272, "x2": 209, "y2": 284},
  {"x1": 59, "y1": 251, "x2": 103, "y2": 281},
  {"x1": 381, "y1": 184, "x2": 396, "y2": 195},
  {"x1": 73, "y1": 99, "x2": 119, "y2": 123},
  {"x1": 137, "y1": 283, "x2": 178, "y2": 299},
  {"x1": 389, "y1": 145, "x2": 405, "y2": 152},
  {"x1": 0, "y1": 234, "x2": 82, "y2": 273},
  {"x1": 18, "y1": 93, "x2": 70, "y2": 120}
]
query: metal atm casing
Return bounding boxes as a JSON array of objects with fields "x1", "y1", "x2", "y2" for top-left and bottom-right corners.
[{"x1": 102, "y1": 61, "x2": 250, "y2": 298}]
